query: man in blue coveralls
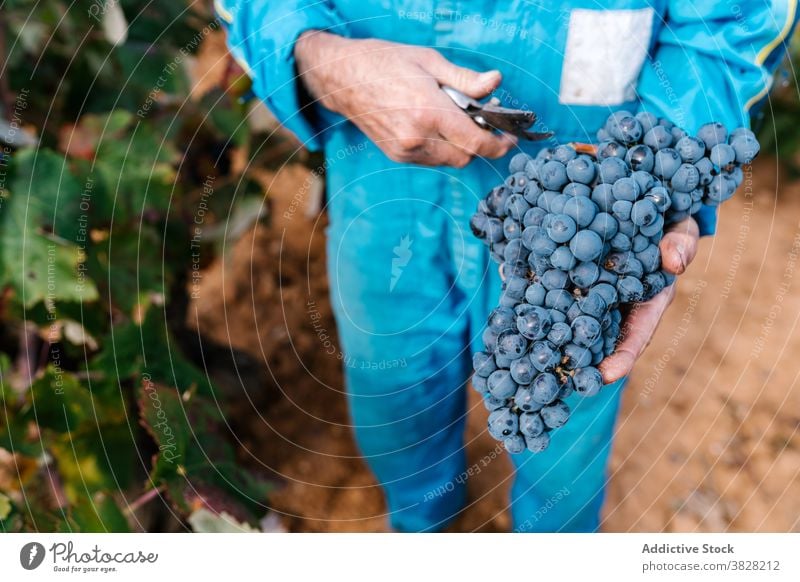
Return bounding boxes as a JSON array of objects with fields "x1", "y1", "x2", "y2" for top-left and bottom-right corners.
[{"x1": 216, "y1": 0, "x2": 797, "y2": 532}]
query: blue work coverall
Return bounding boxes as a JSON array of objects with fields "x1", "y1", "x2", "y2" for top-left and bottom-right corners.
[{"x1": 217, "y1": 0, "x2": 796, "y2": 532}]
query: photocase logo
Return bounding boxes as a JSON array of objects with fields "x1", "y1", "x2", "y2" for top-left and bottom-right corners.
[
  {"x1": 20, "y1": 542, "x2": 46, "y2": 570},
  {"x1": 390, "y1": 235, "x2": 413, "y2": 292}
]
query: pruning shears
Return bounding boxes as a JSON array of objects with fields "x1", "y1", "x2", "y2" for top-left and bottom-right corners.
[{"x1": 442, "y1": 86, "x2": 553, "y2": 141}]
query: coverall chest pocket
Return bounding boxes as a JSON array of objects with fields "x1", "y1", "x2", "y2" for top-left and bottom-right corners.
[{"x1": 558, "y1": 7, "x2": 656, "y2": 107}]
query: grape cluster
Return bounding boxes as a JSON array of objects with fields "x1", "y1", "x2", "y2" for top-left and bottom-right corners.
[{"x1": 471, "y1": 112, "x2": 760, "y2": 455}]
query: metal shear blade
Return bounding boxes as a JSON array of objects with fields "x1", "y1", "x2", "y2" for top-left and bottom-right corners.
[{"x1": 442, "y1": 85, "x2": 553, "y2": 141}]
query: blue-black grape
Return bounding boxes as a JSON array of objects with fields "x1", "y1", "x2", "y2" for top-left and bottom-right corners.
[
  {"x1": 569, "y1": 230, "x2": 604, "y2": 262},
  {"x1": 612, "y1": 200, "x2": 633, "y2": 221},
  {"x1": 597, "y1": 140, "x2": 627, "y2": 160},
  {"x1": 636, "y1": 244, "x2": 661, "y2": 273},
  {"x1": 670, "y1": 163, "x2": 700, "y2": 192},
  {"x1": 653, "y1": 148, "x2": 681, "y2": 180},
  {"x1": 563, "y1": 195, "x2": 598, "y2": 228},
  {"x1": 547, "y1": 321, "x2": 573, "y2": 346},
  {"x1": 579, "y1": 291, "x2": 607, "y2": 318},
  {"x1": 505, "y1": 193, "x2": 531, "y2": 221},
  {"x1": 531, "y1": 372, "x2": 560, "y2": 404},
  {"x1": 611, "y1": 176, "x2": 640, "y2": 202},
  {"x1": 514, "y1": 386, "x2": 541, "y2": 414},
  {"x1": 523, "y1": 180, "x2": 544, "y2": 205},
  {"x1": 591, "y1": 183, "x2": 615, "y2": 211},
  {"x1": 472, "y1": 373, "x2": 488, "y2": 393},
  {"x1": 496, "y1": 329, "x2": 529, "y2": 359},
  {"x1": 617, "y1": 219, "x2": 637, "y2": 237},
  {"x1": 729, "y1": 132, "x2": 760, "y2": 164},
  {"x1": 566, "y1": 155, "x2": 597, "y2": 184},
  {"x1": 599, "y1": 157, "x2": 629, "y2": 184},
  {"x1": 488, "y1": 306, "x2": 515, "y2": 332},
  {"x1": 570, "y1": 261, "x2": 600, "y2": 288},
  {"x1": 617, "y1": 276, "x2": 644, "y2": 302},
  {"x1": 540, "y1": 160, "x2": 569, "y2": 190},
  {"x1": 609, "y1": 232, "x2": 632, "y2": 251},
  {"x1": 519, "y1": 412, "x2": 545, "y2": 438},
  {"x1": 710, "y1": 143, "x2": 736, "y2": 168},
  {"x1": 525, "y1": 432, "x2": 551, "y2": 453},
  {"x1": 547, "y1": 214, "x2": 578, "y2": 243},
  {"x1": 609, "y1": 114, "x2": 644, "y2": 145},
  {"x1": 645, "y1": 186, "x2": 671, "y2": 212},
  {"x1": 563, "y1": 182, "x2": 592, "y2": 197},
  {"x1": 488, "y1": 408, "x2": 519, "y2": 440},
  {"x1": 550, "y1": 194, "x2": 569, "y2": 214},
  {"x1": 675, "y1": 136, "x2": 705, "y2": 163},
  {"x1": 504, "y1": 434, "x2": 527, "y2": 454},
  {"x1": 551, "y1": 246, "x2": 578, "y2": 270},
  {"x1": 588, "y1": 212, "x2": 619, "y2": 240},
  {"x1": 473, "y1": 351, "x2": 497, "y2": 377},
  {"x1": 483, "y1": 396, "x2": 507, "y2": 412},
  {"x1": 571, "y1": 315, "x2": 602, "y2": 348},
  {"x1": 573, "y1": 367, "x2": 603, "y2": 397},
  {"x1": 553, "y1": 144, "x2": 578, "y2": 164},
  {"x1": 625, "y1": 144, "x2": 655, "y2": 172},
  {"x1": 636, "y1": 111, "x2": 658, "y2": 133},
  {"x1": 643, "y1": 125, "x2": 672, "y2": 150},
  {"x1": 540, "y1": 400, "x2": 571, "y2": 429},
  {"x1": 530, "y1": 341, "x2": 561, "y2": 372},
  {"x1": 639, "y1": 214, "x2": 664, "y2": 237},
  {"x1": 509, "y1": 152, "x2": 532, "y2": 174},
  {"x1": 525, "y1": 282, "x2": 547, "y2": 306},
  {"x1": 631, "y1": 199, "x2": 658, "y2": 227},
  {"x1": 697, "y1": 122, "x2": 727, "y2": 150},
  {"x1": 516, "y1": 305, "x2": 552, "y2": 340},
  {"x1": 545, "y1": 289, "x2": 574, "y2": 313},
  {"x1": 670, "y1": 191, "x2": 692, "y2": 212},
  {"x1": 487, "y1": 370, "x2": 518, "y2": 399},
  {"x1": 503, "y1": 217, "x2": 521, "y2": 240},
  {"x1": 503, "y1": 238, "x2": 529, "y2": 263},
  {"x1": 541, "y1": 268, "x2": 570, "y2": 290},
  {"x1": 707, "y1": 173, "x2": 736, "y2": 204},
  {"x1": 631, "y1": 169, "x2": 656, "y2": 193},
  {"x1": 510, "y1": 357, "x2": 536, "y2": 385},
  {"x1": 593, "y1": 282, "x2": 618, "y2": 306}
]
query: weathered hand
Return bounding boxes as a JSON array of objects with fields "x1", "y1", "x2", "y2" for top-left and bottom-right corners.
[
  {"x1": 599, "y1": 216, "x2": 700, "y2": 384},
  {"x1": 294, "y1": 31, "x2": 516, "y2": 167}
]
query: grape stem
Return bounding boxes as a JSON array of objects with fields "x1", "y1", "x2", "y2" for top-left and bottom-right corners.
[{"x1": 570, "y1": 142, "x2": 598, "y2": 156}]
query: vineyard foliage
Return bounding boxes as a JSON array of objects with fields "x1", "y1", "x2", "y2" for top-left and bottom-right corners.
[{"x1": 0, "y1": 0, "x2": 277, "y2": 532}]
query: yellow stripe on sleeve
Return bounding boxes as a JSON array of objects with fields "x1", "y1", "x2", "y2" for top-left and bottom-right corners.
[
  {"x1": 745, "y1": 0, "x2": 798, "y2": 111},
  {"x1": 214, "y1": 0, "x2": 235, "y2": 24}
]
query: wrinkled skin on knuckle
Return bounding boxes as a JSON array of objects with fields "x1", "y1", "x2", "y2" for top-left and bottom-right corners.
[
  {"x1": 460, "y1": 134, "x2": 486, "y2": 156},
  {"x1": 406, "y1": 107, "x2": 433, "y2": 129},
  {"x1": 451, "y1": 154, "x2": 471, "y2": 168},
  {"x1": 396, "y1": 135, "x2": 427, "y2": 154},
  {"x1": 415, "y1": 46, "x2": 439, "y2": 62},
  {"x1": 386, "y1": 147, "x2": 413, "y2": 164}
]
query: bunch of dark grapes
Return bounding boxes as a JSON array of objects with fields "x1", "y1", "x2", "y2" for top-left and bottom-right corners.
[{"x1": 470, "y1": 112, "x2": 760, "y2": 454}]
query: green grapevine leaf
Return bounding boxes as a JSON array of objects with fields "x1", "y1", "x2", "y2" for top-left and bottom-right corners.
[
  {"x1": 25, "y1": 366, "x2": 93, "y2": 433},
  {"x1": 69, "y1": 492, "x2": 130, "y2": 533}
]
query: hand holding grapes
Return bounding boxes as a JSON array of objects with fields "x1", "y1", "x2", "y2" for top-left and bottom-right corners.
[
  {"x1": 294, "y1": 31, "x2": 517, "y2": 167},
  {"x1": 472, "y1": 114, "x2": 757, "y2": 454},
  {"x1": 599, "y1": 216, "x2": 699, "y2": 383}
]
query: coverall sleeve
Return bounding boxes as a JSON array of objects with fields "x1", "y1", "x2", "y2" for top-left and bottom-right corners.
[
  {"x1": 635, "y1": 0, "x2": 798, "y2": 236},
  {"x1": 215, "y1": 0, "x2": 349, "y2": 151}
]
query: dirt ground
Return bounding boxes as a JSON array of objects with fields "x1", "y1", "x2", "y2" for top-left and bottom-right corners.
[{"x1": 188, "y1": 155, "x2": 800, "y2": 532}]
